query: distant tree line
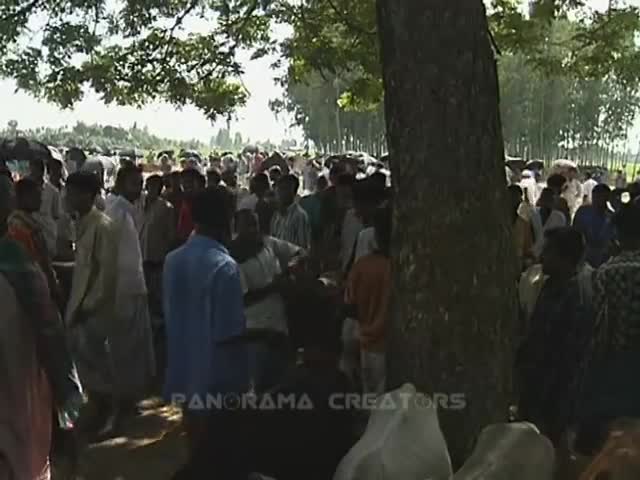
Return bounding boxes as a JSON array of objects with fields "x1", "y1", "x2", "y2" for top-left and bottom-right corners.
[{"x1": 1, "y1": 121, "x2": 206, "y2": 154}]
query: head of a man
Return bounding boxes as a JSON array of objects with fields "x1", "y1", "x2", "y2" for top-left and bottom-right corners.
[
  {"x1": 235, "y1": 208, "x2": 260, "y2": 240},
  {"x1": 276, "y1": 174, "x2": 299, "y2": 210},
  {"x1": 541, "y1": 227, "x2": 585, "y2": 278},
  {"x1": 207, "y1": 168, "x2": 222, "y2": 188},
  {"x1": 508, "y1": 184, "x2": 523, "y2": 213},
  {"x1": 250, "y1": 173, "x2": 270, "y2": 198},
  {"x1": 192, "y1": 186, "x2": 234, "y2": 244},
  {"x1": 145, "y1": 175, "x2": 164, "y2": 201},
  {"x1": 115, "y1": 164, "x2": 143, "y2": 203},
  {"x1": 547, "y1": 174, "x2": 568, "y2": 196},
  {"x1": 48, "y1": 159, "x2": 64, "y2": 186},
  {"x1": 221, "y1": 170, "x2": 238, "y2": 189},
  {"x1": 65, "y1": 171, "x2": 101, "y2": 216},
  {"x1": 537, "y1": 187, "x2": 555, "y2": 210},
  {"x1": 15, "y1": 178, "x2": 42, "y2": 214},
  {"x1": 29, "y1": 157, "x2": 45, "y2": 182},
  {"x1": 592, "y1": 184, "x2": 611, "y2": 212},
  {"x1": 315, "y1": 175, "x2": 328, "y2": 193},
  {"x1": 615, "y1": 203, "x2": 640, "y2": 252},
  {"x1": 181, "y1": 169, "x2": 205, "y2": 195},
  {"x1": 269, "y1": 166, "x2": 283, "y2": 186}
]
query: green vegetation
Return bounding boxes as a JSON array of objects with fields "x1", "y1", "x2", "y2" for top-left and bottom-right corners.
[
  {"x1": 3, "y1": 0, "x2": 640, "y2": 158},
  {"x1": 0, "y1": 120, "x2": 205, "y2": 152}
]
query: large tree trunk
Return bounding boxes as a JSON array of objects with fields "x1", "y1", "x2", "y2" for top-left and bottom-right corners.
[{"x1": 377, "y1": 0, "x2": 518, "y2": 466}]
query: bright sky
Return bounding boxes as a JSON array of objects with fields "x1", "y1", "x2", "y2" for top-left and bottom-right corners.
[{"x1": 0, "y1": 0, "x2": 635, "y2": 144}]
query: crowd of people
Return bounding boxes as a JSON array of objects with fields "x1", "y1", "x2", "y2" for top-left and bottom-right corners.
[
  {"x1": 0, "y1": 151, "x2": 392, "y2": 479},
  {"x1": 510, "y1": 165, "x2": 640, "y2": 458},
  {"x1": 4, "y1": 147, "x2": 640, "y2": 478}
]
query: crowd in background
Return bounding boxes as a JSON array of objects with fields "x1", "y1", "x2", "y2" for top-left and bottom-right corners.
[{"x1": 4, "y1": 148, "x2": 640, "y2": 479}]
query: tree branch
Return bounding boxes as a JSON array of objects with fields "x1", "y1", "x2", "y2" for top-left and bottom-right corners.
[
  {"x1": 0, "y1": 0, "x2": 41, "y2": 23},
  {"x1": 325, "y1": 0, "x2": 376, "y2": 37}
]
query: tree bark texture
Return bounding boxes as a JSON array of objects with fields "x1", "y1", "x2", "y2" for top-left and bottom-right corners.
[{"x1": 377, "y1": 0, "x2": 518, "y2": 465}]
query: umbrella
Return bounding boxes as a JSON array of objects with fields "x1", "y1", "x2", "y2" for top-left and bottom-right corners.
[
  {"x1": 260, "y1": 152, "x2": 289, "y2": 175},
  {"x1": 157, "y1": 149, "x2": 175, "y2": 159},
  {"x1": 179, "y1": 149, "x2": 202, "y2": 162},
  {"x1": 66, "y1": 147, "x2": 87, "y2": 170},
  {"x1": 552, "y1": 159, "x2": 577, "y2": 170},
  {"x1": 119, "y1": 148, "x2": 143, "y2": 159},
  {"x1": 525, "y1": 160, "x2": 544, "y2": 171},
  {"x1": 0, "y1": 137, "x2": 52, "y2": 163},
  {"x1": 505, "y1": 156, "x2": 526, "y2": 171},
  {"x1": 83, "y1": 156, "x2": 116, "y2": 174},
  {"x1": 48, "y1": 146, "x2": 64, "y2": 163},
  {"x1": 242, "y1": 144, "x2": 260, "y2": 155}
]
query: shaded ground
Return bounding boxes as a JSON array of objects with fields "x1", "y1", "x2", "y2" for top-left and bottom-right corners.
[
  {"x1": 52, "y1": 396, "x2": 592, "y2": 480},
  {"x1": 54, "y1": 398, "x2": 187, "y2": 480}
]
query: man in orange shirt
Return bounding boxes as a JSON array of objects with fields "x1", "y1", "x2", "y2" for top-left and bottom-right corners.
[{"x1": 345, "y1": 205, "x2": 392, "y2": 395}]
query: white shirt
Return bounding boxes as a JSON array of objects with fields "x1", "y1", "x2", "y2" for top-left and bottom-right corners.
[
  {"x1": 33, "y1": 180, "x2": 62, "y2": 257},
  {"x1": 533, "y1": 209, "x2": 567, "y2": 258},
  {"x1": 237, "y1": 192, "x2": 259, "y2": 212},
  {"x1": 238, "y1": 237, "x2": 301, "y2": 333},
  {"x1": 582, "y1": 178, "x2": 598, "y2": 204},
  {"x1": 106, "y1": 196, "x2": 147, "y2": 298},
  {"x1": 354, "y1": 227, "x2": 378, "y2": 262}
]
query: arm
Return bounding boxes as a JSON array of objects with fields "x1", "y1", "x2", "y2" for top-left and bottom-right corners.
[
  {"x1": 51, "y1": 187, "x2": 62, "y2": 221},
  {"x1": 81, "y1": 222, "x2": 119, "y2": 333},
  {"x1": 298, "y1": 211, "x2": 312, "y2": 250}
]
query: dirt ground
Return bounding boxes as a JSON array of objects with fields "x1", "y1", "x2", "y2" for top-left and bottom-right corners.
[
  {"x1": 53, "y1": 398, "x2": 187, "y2": 480},
  {"x1": 52, "y1": 397, "x2": 591, "y2": 480}
]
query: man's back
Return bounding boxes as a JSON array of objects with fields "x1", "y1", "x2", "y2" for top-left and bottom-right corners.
[{"x1": 163, "y1": 235, "x2": 248, "y2": 403}]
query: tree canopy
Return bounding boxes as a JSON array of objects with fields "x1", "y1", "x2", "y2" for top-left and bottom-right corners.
[{"x1": 3, "y1": 0, "x2": 640, "y2": 148}]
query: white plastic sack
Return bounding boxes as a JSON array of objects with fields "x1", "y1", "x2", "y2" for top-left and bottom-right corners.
[
  {"x1": 453, "y1": 423, "x2": 554, "y2": 480},
  {"x1": 333, "y1": 384, "x2": 452, "y2": 480}
]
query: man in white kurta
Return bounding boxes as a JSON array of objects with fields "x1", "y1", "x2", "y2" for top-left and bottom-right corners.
[{"x1": 104, "y1": 166, "x2": 155, "y2": 400}]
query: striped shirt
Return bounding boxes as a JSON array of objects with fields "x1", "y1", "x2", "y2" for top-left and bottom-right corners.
[{"x1": 270, "y1": 203, "x2": 311, "y2": 249}]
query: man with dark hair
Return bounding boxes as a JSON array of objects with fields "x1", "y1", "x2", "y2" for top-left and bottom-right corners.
[
  {"x1": 577, "y1": 203, "x2": 640, "y2": 453},
  {"x1": 177, "y1": 169, "x2": 206, "y2": 242},
  {"x1": 164, "y1": 186, "x2": 248, "y2": 459},
  {"x1": 140, "y1": 175, "x2": 176, "y2": 322},
  {"x1": 7, "y1": 178, "x2": 60, "y2": 305},
  {"x1": 206, "y1": 168, "x2": 221, "y2": 188},
  {"x1": 29, "y1": 156, "x2": 62, "y2": 258},
  {"x1": 104, "y1": 164, "x2": 155, "y2": 433},
  {"x1": 270, "y1": 174, "x2": 311, "y2": 249},
  {"x1": 345, "y1": 205, "x2": 392, "y2": 395},
  {"x1": 573, "y1": 183, "x2": 615, "y2": 267},
  {"x1": 65, "y1": 171, "x2": 120, "y2": 436},
  {"x1": 0, "y1": 164, "x2": 83, "y2": 480},
  {"x1": 516, "y1": 226, "x2": 593, "y2": 445},
  {"x1": 300, "y1": 174, "x2": 329, "y2": 243}
]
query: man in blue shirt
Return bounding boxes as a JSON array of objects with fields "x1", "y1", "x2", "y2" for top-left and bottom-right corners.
[
  {"x1": 573, "y1": 184, "x2": 615, "y2": 268},
  {"x1": 163, "y1": 186, "x2": 248, "y2": 453}
]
